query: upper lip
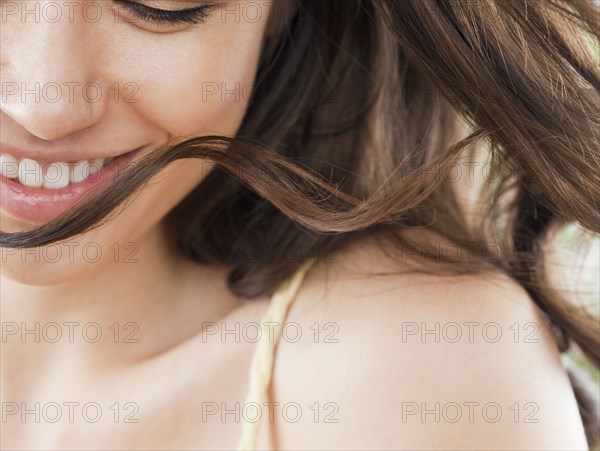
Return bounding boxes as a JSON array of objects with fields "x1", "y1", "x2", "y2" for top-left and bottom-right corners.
[{"x1": 0, "y1": 143, "x2": 139, "y2": 164}]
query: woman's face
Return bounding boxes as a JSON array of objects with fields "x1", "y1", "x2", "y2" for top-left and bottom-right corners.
[{"x1": 0, "y1": 0, "x2": 274, "y2": 285}]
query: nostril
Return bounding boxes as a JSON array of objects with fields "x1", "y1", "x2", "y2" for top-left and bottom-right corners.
[{"x1": 1, "y1": 84, "x2": 105, "y2": 142}]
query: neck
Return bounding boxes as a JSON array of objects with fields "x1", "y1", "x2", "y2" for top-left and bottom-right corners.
[{"x1": 1, "y1": 222, "x2": 243, "y2": 373}]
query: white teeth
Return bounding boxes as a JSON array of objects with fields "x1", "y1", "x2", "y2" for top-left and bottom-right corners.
[
  {"x1": 0, "y1": 154, "x2": 19, "y2": 179},
  {"x1": 19, "y1": 159, "x2": 44, "y2": 188},
  {"x1": 70, "y1": 160, "x2": 92, "y2": 184},
  {"x1": 1, "y1": 154, "x2": 107, "y2": 189},
  {"x1": 43, "y1": 162, "x2": 70, "y2": 190},
  {"x1": 88, "y1": 158, "x2": 104, "y2": 177}
]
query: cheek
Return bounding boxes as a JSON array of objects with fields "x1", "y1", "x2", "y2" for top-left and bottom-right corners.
[{"x1": 122, "y1": 25, "x2": 267, "y2": 138}]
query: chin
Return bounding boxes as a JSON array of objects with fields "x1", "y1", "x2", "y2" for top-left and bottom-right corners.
[
  {"x1": 1, "y1": 251, "x2": 99, "y2": 287},
  {"x1": 0, "y1": 227, "x2": 119, "y2": 287}
]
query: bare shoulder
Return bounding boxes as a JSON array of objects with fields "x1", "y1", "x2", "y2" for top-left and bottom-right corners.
[{"x1": 263, "y1": 238, "x2": 588, "y2": 449}]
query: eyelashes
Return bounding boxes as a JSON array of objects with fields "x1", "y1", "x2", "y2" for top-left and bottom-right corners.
[{"x1": 114, "y1": 1, "x2": 219, "y2": 26}]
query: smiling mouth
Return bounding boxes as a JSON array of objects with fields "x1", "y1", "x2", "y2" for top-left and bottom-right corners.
[
  {"x1": 0, "y1": 147, "x2": 141, "y2": 224},
  {"x1": 0, "y1": 154, "x2": 119, "y2": 190}
]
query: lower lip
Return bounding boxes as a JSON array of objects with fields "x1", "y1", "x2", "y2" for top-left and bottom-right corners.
[{"x1": 0, "y1": 149, "x2": 140, "y2": 225}]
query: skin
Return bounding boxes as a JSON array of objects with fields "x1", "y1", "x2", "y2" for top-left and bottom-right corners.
[{"x1": 0, "y1": 1, "x2": 589, "y2": 449}]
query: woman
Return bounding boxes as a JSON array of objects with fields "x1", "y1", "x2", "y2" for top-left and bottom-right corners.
[{"x1": 1, "y1": 0, "x2": 598, "y2": 449}]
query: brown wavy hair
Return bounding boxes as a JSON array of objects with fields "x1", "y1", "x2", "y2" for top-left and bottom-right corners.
[{"x1": 2, "y1": 0, "x2": 599, "y2": 445}]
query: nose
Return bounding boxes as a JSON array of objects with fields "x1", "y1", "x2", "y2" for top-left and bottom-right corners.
[{"x1": 0, "y1": 3, "x2": 108, "y2": 141}]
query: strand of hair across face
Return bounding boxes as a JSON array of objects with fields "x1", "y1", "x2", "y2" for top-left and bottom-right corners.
[{"x1": 237, "y1": 257, "x2": 316, "y2": 450}]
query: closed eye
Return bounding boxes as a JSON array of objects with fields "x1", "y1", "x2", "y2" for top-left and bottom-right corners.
[{"x1": 113, "y1": 1, "x2": 219, "y2": 25}]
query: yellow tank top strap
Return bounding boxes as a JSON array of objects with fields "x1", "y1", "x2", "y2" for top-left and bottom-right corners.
[{"x1": 237, "y1": 257, "x2": 317, "y2": 451}]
